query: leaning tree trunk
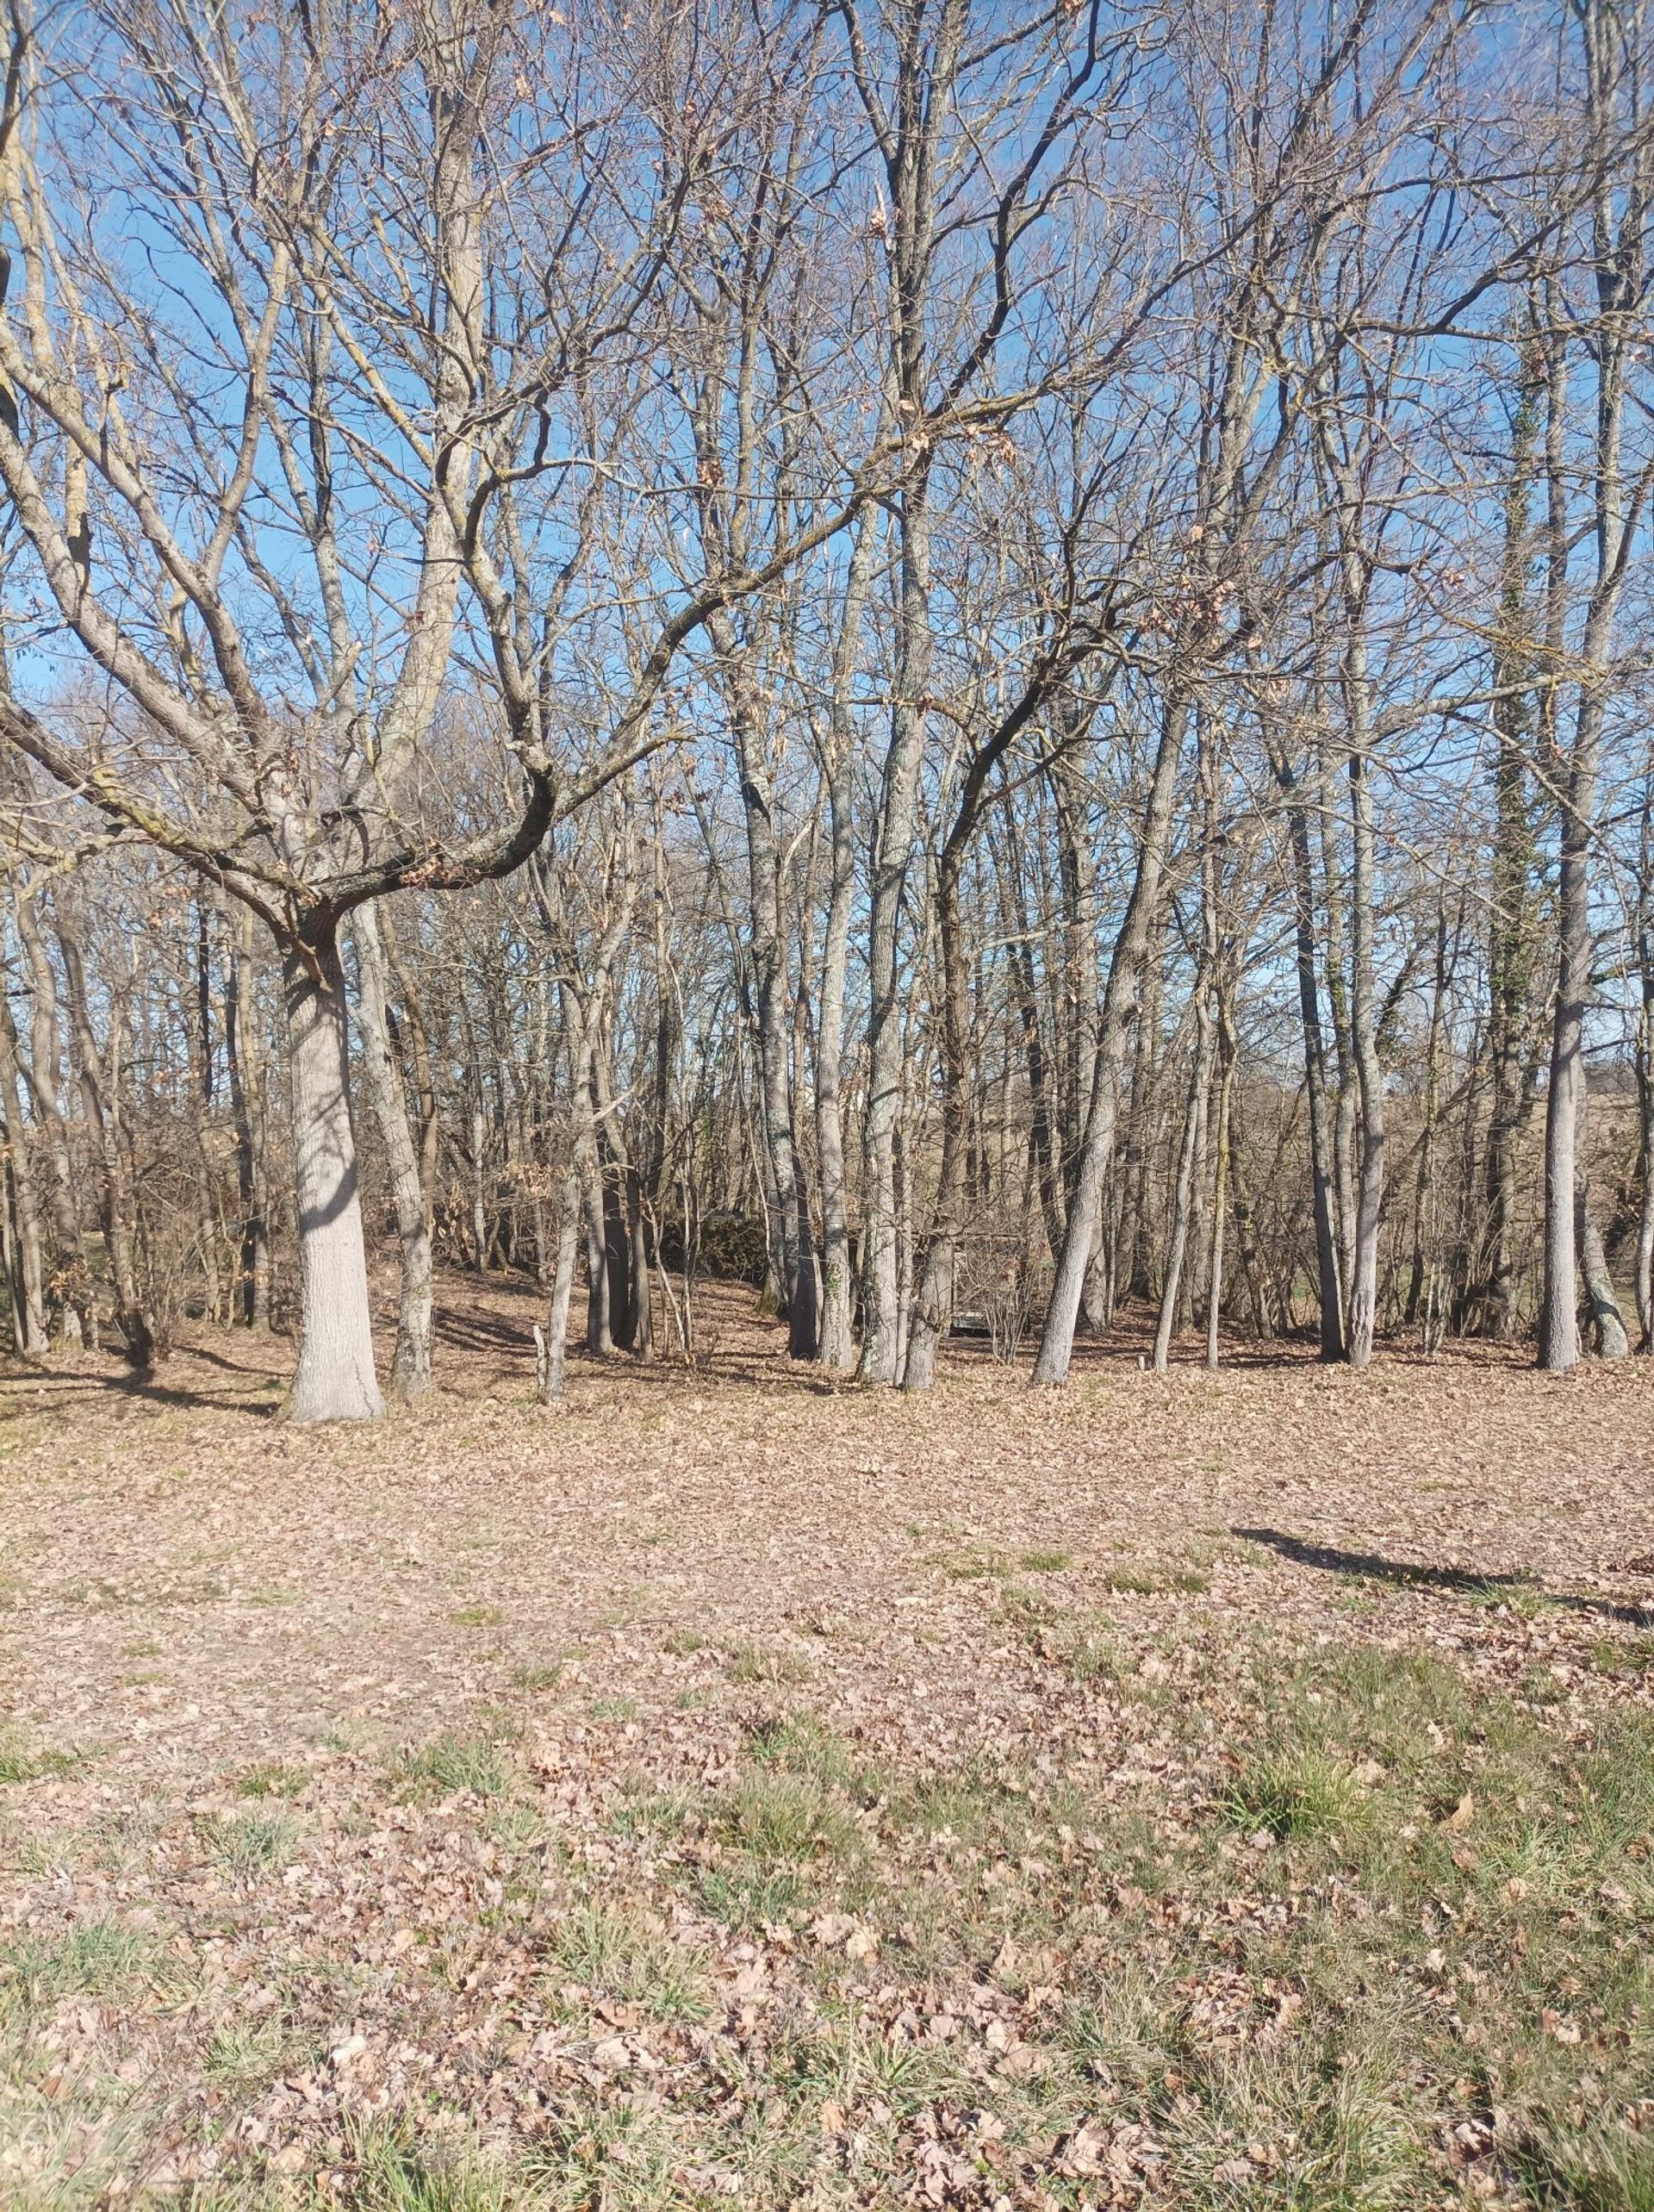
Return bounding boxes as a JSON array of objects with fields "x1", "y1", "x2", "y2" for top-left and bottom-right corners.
[
  {"x1": 1033, "y1": 695, "x2": 1185, "y2": 1385},
  {"x1": 282, "y1": 922, "x2": 384, "y2": 1424},
  {"x1": 353, "y1": 902, "x2": 433, "y2": 1400},
  {"x1": 1577, "y1": 1175, "x2": 1629, "y2": 1361}
]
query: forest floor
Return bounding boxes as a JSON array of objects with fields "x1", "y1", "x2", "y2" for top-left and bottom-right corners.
[{"x1": 1, "y1": 1269, "x2": 1652, "y2": 2212}]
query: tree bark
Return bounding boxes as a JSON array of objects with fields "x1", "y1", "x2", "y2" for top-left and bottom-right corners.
[
  {"x1": 282, "y1": 923, "x2": 384, "y2": 1424},
  {"x1": 222, "y1": 904, "x2": 270, "y2": 1329},
  {"x1": 353, "y1": 902, "x2": 433, "y2": 1400},
  {"x1": 1034, "y1": 697, "x2": 1185, "y2": 1385}
]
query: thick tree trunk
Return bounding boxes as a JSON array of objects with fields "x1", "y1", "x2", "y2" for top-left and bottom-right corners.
[
  {"x1": 282, "y1": 924, "x2": 383, "y2": 1424},
  {"x1": 353, "y1": 902, "x2": 433, "y2": 1400}
]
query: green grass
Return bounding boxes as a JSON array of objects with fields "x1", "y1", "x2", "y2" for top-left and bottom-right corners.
[
  {"x1": 1, "y1": 1916, "x2": 160, "y2": 2016},
  {"x1": 546, "y1": 1902, "x2": 710, "y2": 2025},
  {"x1": 341, "y1": 2119, "x2": 517, "y2": 2212},
  {"x1": 723, "y1": 1642, "x2": 809, "y2": 1685},
  {"x1": 510, "y1": 1661, "x2": 563, "y2": 1691},
  {"x1": 201, "y1": 1807, "x2": 300, "y2": 1876},
  {"x1": 450, "y1": 1604, "x2": 504, "y2": 1629},
  {"x1": 1103, "y1": 1561, "x2": 1210, "y2": 1595},
  {"x1": 1217, "y1": 1743, "x2": 1365, "y2": 1842},
  {"x1": 235, "y1": 1760, "x2": 307, "y2": 1799},
  {"x1": 588, "y1": 1695, "x2": 638, "y2": 1722},
  {"x1": 0, "y1": 1735, "x2": 84, "y2": 1785},
  {"x1": 390, "y1": 1731, "x2": 513, "y2": 1799}
]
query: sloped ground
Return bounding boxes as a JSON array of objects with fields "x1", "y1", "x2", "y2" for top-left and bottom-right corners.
[{"x1": 0, "y1": 1273, "x2": 1651, "y2": 2209}]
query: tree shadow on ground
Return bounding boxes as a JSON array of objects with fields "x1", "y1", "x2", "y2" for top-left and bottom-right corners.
[{"x1": 1234, "y1": 1526, "x2": 1653, "y2": 1626}]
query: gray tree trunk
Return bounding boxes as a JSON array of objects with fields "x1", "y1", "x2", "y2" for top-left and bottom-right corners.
[
  {"x1": 536, "y1": 1162, "x2": 581, "y2": 1403},
  {"x1": 282, "y1": 925, "x2": 384, "y2": 1424},
  {"x1": 1033, "y1": 698, "x2": 1185, "y2": 1385},
  {"x1": 353, "y1": 901, "x2": 432, "y2": 1400}
]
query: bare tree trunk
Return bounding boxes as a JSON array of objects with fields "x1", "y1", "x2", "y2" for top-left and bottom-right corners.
[
  {"x1": 0, "y1": 989, "x2": 47, "y2": 1354},
  {"x1": 1577, "y1": 1178, "x2": 1629, "y2": 1361},
  {"x1": 1207, "y1": 983, "x2": 1236, "y2": 1369},
  {"x1": 1034, "y1": 697, "x2": 1185, "y2": 1385},
  {"x1": 812, "y1": 520, "x2": 873, "y2": 1374},
  {"x1": 14, "y1": 893, "x2": 93, "y2": 1345},
  {"x1": 58, "y1": 908, "x2": 149, "y2": 1359},
  {"x1": 536, "y1": 1162, "x2": 581, "y2": 1403},
  {"x1": 1153, "y1": 989, "x2": 1216, "y2": 1374},
  {"x1": 282, "y1": 924, "x2": 383, "y2": 1424},
  {"x1": 1636, "y1": 861, "x2": 1653, "y2": 1349},
  {"x1": 353, "y1": 902, "x2": 433, "y2": 1401},
  {"x1": 222, "y1": 905, "x2": 270, "y2": 1329},
  {"x1": 1482, "y1": 329, "x2": 1543, "y2": 1337},
  {"x1": 1277, "y1": 755, "x2": 1344, "y2": 1358},
  {"x1": 1541, "y1": 19, "x2": 1645, "y2": 1369},
  {"x1": 860, "y1": 465, "x2": 933, "y2": 1384},
  {"x1": 905, "y1": 841, "x2": 970, "y2": 1390}
]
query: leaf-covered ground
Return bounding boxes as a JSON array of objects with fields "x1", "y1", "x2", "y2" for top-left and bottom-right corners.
[{"x1": 2, "y1": 1274, "x2": 1652, "y2": 2209}]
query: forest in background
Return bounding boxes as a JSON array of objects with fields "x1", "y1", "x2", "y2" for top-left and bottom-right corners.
[{"x1": 1, "y1": 0, "x2": 1652, "y2": 1416}]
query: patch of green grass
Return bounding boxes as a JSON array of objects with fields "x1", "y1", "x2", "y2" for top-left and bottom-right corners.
[
  {"x1": 450, "y1": 1603, "x2": 504, "y2": 1629},
  {"x1": 547, "y1": 1901, "x2": 710, "y2": 2024},
  {"x1": 1216, "y1": 1744, "x2": 1365, "y2": 1843},
  {"x1": 235, "y1": 1760, "x2": 307, "y2": 1799},
  {"x1": 1103, "y1": 1561, "x2": 1209, "y2": 1596},
  {"x1": 1512, "y1": 2117, "x2": 1654, "y2": 2211},
  {"x1": 344, "y1": 2117, "x2": 516, "y2": 2212},
  {"x1": 1, "y1": 1916, "x2": 159, "y2": 2014},
  {"x1": 1019, "y1": 1548, "x2": 1072, "y2": 1574},
  {"x1": 724, "y1": 1642, "x2": 809, "y2": 1686},
  {"x1": 511, "y1": 1661, "x2": 563, "y2": 1691},
  {"x1": 589, "y1": 1695, "x2": 639, "y2": 1723},
  {"x1": 391, "y1": 1731, "x2": 513, "y2": 1800},
  {"x1": 202, "y1": 2020, "x2": 294, "y2": 2091},
  {"x1": 1000, "y1": 1580, "x2": 1067, "y2": 1638},
  {"x1": 663, "y1": 1629, "x2": 710, "y2": 1656},
  {"x1": 928, "y1": 1544, "x2": 1010, "y2": 1581},
  {"x1": 725, "y1": 1770, "x2": 863, "y2": 1866},
  {"x1": 201, "y1": 1807, "x2": 299, "y2": 1877},
  {"x1": 1591, "y1": 1632, "x2": 1654, "y2": 1677},
  {"x1": 0, "y1": 1735, "x2": 84, "y2": 1785}
]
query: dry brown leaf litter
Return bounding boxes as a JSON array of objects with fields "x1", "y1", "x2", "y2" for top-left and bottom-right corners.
[{"x1": 0, "y1": 1270, "x2": 1651, "y2": 2209}]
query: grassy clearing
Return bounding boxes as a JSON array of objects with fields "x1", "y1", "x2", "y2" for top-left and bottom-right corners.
[{"x1": 159, "y1": 1640, "x2": 1654, "y2": 2210}]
